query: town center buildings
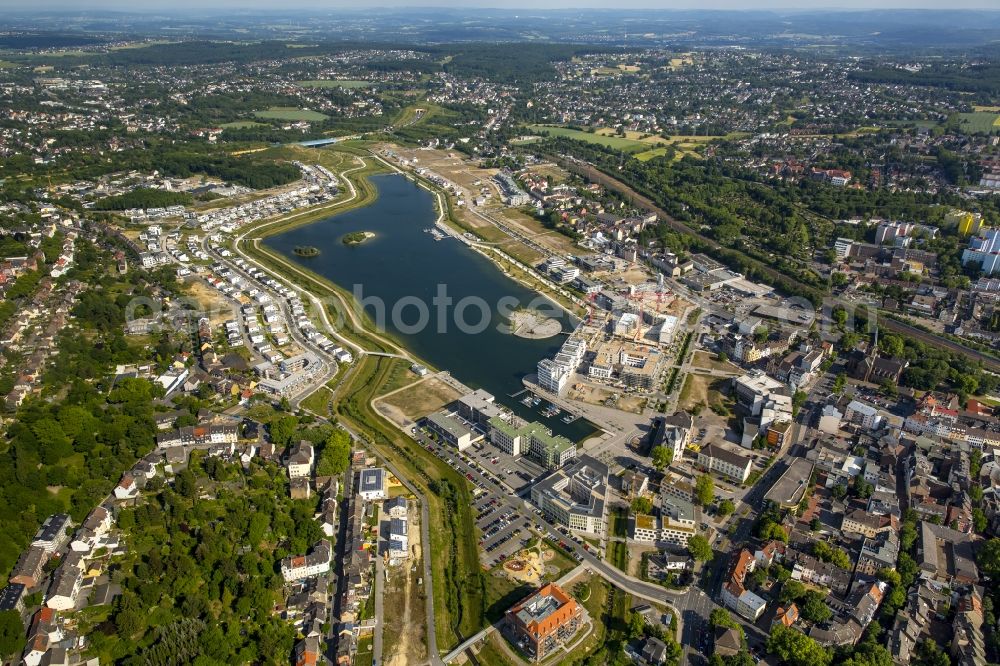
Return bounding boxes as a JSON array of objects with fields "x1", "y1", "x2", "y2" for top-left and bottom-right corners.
[{"x1": 530, "y1": 455, "x2": 608, "y2": 535}]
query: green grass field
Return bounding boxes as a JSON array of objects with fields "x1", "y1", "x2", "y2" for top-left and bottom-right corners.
[
  {"x1": 220, "y1": 120, "x2": 269, "y2": 129},
  {"x1": 336, "y1": 355, "x2": 485, "y2": 650},
  {"x1": 253, "y1": 106, "x2": 328, "y2": 122},
  {"x1": 956, "y1": 111, "x2": 1000, "y2": 134},
  {"x1": 524, "y1": 124, "x2": 648, "y2": 152},
  {"x1": 635, "y1": 147, "x2": 670, "y2": 162},
  {"x1": 298, "y1": 79, "x2": 373, "y2": 89}
]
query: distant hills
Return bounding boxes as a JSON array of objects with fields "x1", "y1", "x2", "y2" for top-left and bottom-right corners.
[{"x1": 0, "y1": 9, "x2": 998, "y2": 52}]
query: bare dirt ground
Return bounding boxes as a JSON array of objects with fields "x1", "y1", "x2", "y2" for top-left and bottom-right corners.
[
  {"x1": 509, "y1": 310, "x2": 562, "y2": 339},
  {"x1": 494, "y1": 207, "x2": 578, "y2": 258},
  {"x1": 525, "y1": 163, "x2": 570, "y2": 184},
  {"x1": 627, "y1": 543, "x2": 658, "y2": 578},
  {"x1": 385, "y1": 501, "x2": 427, "y2": 666},
  {"x1": 679, "y1": 374, "x2": 705, "y2": 410},
  {"x1": 689, "y1": 351, "x2": 742, "y2": 375},
  {"x1": 184, "y1": 279, "x2": 239, "y2": 327},
  {"x1": 375, "y1": 376, "x2": 462, "y2": 427},
  {"x1": 567, "y1": 381, "x2": 647, "y2": 415}
]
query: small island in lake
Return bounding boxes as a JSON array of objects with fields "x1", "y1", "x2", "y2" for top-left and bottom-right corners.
[
  {"x1": 342, "y1": 231, "x2": 376, "y2": 245},
  {"x1": 293, "y1": 245, "x2": 321, "y2": 257}
]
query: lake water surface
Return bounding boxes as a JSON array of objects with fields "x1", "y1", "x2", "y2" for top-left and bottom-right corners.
[{"x1": 265, "y1": 173, "x2": 597, "y2": 441}]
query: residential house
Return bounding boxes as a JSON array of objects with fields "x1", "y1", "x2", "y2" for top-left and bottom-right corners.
[
  {"x1": 720, "y1": 549, "x2": 767, "y2": 621},
  {"x1": 287, "y1": 441, "x2": 315, "y2": 479}
]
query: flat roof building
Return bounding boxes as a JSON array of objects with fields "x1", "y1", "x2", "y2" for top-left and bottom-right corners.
[
  {"x1": 455, "y1": 389, "x2": 503, "y2": 426},
  {"x1": 734, "y1": 371, "x2": 789, "y2": 417},
  {"x1": 358, "y1": 468, "x2": 388, "y2": 502},
  {"x1": 531, "y1": 456, "x2": 608, "y2": 536},
  {"x1": 488, "y1": 416, "x2": 576, "y2": 468},
  {"x1": 764, "y1": 458, "x2": 814, "y2": 509},
  {"x1": 425, "y1": 412, "x2": 480, "y2": 451}
]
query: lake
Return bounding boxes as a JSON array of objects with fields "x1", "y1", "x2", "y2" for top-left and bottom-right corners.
[{"x1": 265, "y1": 173, "x2": 597, "y2": 441}]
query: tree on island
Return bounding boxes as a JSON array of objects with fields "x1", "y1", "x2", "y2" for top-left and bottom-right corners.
[{"x1": 342, "y1": 231, "x2": 373, "y2": 245}]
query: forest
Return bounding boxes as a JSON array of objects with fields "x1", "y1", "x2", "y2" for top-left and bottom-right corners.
[
  {"x1": 95, "y1": 188, "x2": 193, "y2": 211},
  {"x1": 0, "y1": 245, "x2": 183, "y2": 577},
  {"x1": 84, "y1": 455, "x2": 314, "y2": 665},
  {"x1": 850, "y1": 61, "x2": 1000, "y2": 97}
]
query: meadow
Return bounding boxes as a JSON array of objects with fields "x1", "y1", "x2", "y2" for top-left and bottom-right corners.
[{"x1": 253, "y1": 106, "x2": 329, "y2": 122}]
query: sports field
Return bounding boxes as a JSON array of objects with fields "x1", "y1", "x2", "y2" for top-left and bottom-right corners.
[{"x1": 524, "y1": 125, "x2": 648, "y2": 152}]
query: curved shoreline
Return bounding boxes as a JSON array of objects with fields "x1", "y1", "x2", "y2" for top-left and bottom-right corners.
[{"x1": 242, "y1": 150, "x2": 586, "y2": 374}]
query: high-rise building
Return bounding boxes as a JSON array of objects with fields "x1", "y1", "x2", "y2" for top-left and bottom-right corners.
[
  {"x1": 962, "y1": 229, "x2": 1000, "y2": 274},
  {"x1": 948, "y1": 209, "x2": 985, "y2": 237}
]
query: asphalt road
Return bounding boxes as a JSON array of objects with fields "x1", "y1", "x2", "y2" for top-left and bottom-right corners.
[{"x1": 374, "y1": 544, "x2": 385, "y2": 665}]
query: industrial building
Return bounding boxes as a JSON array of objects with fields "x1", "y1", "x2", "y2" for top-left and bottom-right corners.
[
  {"x1": 763, "y1": 458, "x2": 815, "y2": 509},
  {"x1": 455, "y1": 389, "x2": 504, "y2": 426},
  {"x1": 424, "y1": 412, "x2": 481, "y2": 451}
]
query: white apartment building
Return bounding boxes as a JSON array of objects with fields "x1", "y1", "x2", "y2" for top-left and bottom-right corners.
[
  {"x1": 844, "y1": 400, "x2": 884, "y2": 431},
  {"x1": 280, "y1": 540, "x2": 332, "y2": 582},
  {"x1": 698, "y1": 444, "x2": 753, "y2": 484}
]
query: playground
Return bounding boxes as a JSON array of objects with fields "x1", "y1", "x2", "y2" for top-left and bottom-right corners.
[{"x1": 500, "y1": 541, "x2": 560, "y2": 585}]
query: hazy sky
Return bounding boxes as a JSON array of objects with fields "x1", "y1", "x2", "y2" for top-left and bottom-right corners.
[{"x1": 4, "y1": 0, "x2": 1000, "y2": 9}]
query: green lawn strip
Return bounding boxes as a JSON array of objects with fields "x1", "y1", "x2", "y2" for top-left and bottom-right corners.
[
  {"x1": 253, "y1": 106, "x2": 329, "y2": 122},
  {"x1": 355, "y1": 636, "x2": 374, "y2": 666},
  {"x1": 335, "y1": 355, "x2": 485, "y2": 651},
  {"x1": 608, "y1": 507, "x2": 628, "y2": 538},
  {"x1": 524, "y1": 125, "x2": 647, "y2": 152},
  {"x1": 541, "y1": 539, "x2": 580, "y2": 579},
  {"x1": 484, "y1": 565, "x2": 536, "y2": 624},
  {"x1": 557, "y1": 575, "x2": 613, "y2": 665},
  {"x1": 608, "y1": 541, "x2": 629, "y2": 572}
]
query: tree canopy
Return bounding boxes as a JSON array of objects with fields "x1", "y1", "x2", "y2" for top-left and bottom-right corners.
[
  {"x1": 767, "y1": 625, "x2": 831, "y2": 666},
  {"x1": 695, "y1": 474, "x2": 715, "y2": 506}
]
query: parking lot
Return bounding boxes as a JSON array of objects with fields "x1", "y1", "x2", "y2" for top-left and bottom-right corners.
[
  {"x1": 407, "y1": 425, "x2": 538, "y2": 562},
  {"x1": 472, "y1": 495, "x2": 535, "y2": 566},
  {"x1": 408, "y1": 422, "x2": 592, "y2": 568}
]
